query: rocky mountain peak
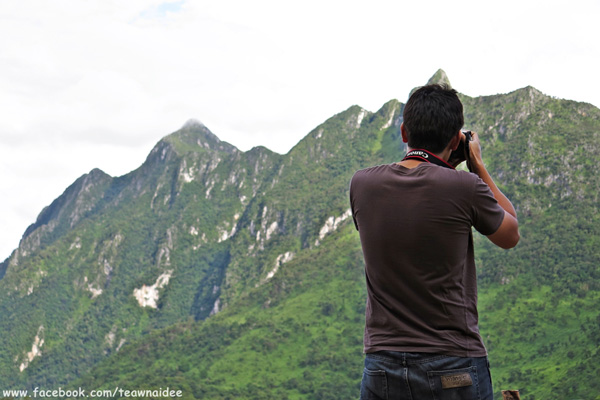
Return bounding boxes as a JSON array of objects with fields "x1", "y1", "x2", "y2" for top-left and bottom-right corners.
[
  {"x1": 162, "y1": 120, "x2": 238, "y2": 156},
  {"x1": 408, "y1": 68, "x2": 453, "y2": 99},
  {"x1": 426, "y1": 68, "x2": 452, "y2": 87},
  {"x1": 22, "y1": 168, "x2": 112, "y2": 241}
]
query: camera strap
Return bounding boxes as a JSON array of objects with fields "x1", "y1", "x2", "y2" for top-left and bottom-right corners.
[{"x1": 401, "y1": 149, "x2": 455, "y2": 169}]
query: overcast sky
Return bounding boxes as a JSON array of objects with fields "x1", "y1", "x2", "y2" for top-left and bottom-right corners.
[{"x1": 1, "y1": 0, "x2": 599, "y2": 259}]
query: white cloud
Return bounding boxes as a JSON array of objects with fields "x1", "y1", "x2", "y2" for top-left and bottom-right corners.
[{"x1": 1, "y1": 0, "x2": 600, "y2": 258}]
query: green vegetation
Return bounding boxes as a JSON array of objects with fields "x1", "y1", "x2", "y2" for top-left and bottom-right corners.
[
  {"x1": 1, "y1": 71, "x2": 599, "y2": 399},
  {"x1": 74, "y1": 225, "x2": 366, "y2": 399}
]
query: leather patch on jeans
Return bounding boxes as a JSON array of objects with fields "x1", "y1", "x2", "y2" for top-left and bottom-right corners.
[{"x1": 440, "y1": 372, "x2": 473, "y2": 389}]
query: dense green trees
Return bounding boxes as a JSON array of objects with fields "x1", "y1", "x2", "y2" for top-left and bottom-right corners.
[{"x1": 1, "y1": 76, "x2": 599, "y2": 399}]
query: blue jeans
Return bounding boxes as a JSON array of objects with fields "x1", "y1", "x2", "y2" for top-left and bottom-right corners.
[{"x1": 360, "y1": 351, "x2": 494, "y2": 400}]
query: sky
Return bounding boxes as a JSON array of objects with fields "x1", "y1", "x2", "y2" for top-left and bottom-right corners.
[{"x1": 1, "y1": 0, "x2": 599, "y2": 259}]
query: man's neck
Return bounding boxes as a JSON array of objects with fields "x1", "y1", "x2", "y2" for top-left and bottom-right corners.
[
  {"x1": 397, "y1": 159, "x2": 423, "y2": 169},
  {"x1": 398, "y1": 147, "x2": 450, "y2": 169}
]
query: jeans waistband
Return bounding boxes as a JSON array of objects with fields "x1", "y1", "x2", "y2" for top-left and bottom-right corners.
[{"x1": 366, "y1": 350, "x2": 485, "y2": 366}]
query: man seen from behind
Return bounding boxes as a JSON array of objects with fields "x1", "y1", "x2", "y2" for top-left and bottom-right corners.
[{"x1": 350, "y1": 84, "x2": 519, "y2": 400}]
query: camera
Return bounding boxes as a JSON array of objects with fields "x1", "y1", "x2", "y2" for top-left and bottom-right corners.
[{"x1": 448, "y1": 130, "x2": 473, "y2": 170}]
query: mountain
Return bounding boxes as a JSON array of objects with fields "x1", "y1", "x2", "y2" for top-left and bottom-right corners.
[{"x1": 1, "y1": 70, "x2": 599, "y2": 399}]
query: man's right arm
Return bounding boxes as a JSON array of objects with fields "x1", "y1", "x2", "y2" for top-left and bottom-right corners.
[{"x1": 468, "y1": 132, "x2": 520, "y2": 249}]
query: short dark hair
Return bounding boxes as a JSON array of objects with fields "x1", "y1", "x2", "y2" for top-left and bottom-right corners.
[{"x1": 402, "y1": 84, "x2": 464, "y2": 153}]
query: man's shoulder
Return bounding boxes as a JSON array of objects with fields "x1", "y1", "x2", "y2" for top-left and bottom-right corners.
[
  {"x1": 354, "y1": 163, "x2": 392, "y2": 173},
  {"x1": 351, "y1": 163, "x2": 392, "y2": 180},
  {"x1": 430, "y1": 166, "x2": 478, "y2": 184},
  {"x1": 413, "y1": 166, "x2": 483, "y2": 199},
  {"x1": 351, "y1": 163, "x2": 480, "y2": 188}
]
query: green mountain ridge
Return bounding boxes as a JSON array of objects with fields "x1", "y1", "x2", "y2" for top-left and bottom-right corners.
[{"x1": 1, "y1": 70, "x2": 599, "y2": 399}]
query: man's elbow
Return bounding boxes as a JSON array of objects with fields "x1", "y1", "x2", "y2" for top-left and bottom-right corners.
[
  {"x1": 498, "y1": 229, "x2": 520, "y2": 249},
  {"x1": 487, "y1": 213, "x2": 520, "y2": 249}
]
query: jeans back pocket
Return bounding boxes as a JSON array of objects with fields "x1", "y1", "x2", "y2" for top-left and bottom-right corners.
[{"x1": 360, "y1": 368, "x2": 388, "y2": 400}]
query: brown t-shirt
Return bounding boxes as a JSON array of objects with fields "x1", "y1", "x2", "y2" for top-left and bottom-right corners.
[{"x1": 350, "y1": 162, "x2": 504, "y2": 357}]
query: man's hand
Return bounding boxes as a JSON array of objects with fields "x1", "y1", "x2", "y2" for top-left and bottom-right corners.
[{"x1": 466, "y1": 131, "x2": 483, "y2": 173}]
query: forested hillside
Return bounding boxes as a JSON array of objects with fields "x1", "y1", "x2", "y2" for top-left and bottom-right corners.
[{"x1": 1, "y1": 71, "x2": 598, "y2": 399}]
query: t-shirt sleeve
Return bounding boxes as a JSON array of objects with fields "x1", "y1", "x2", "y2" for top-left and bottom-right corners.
[{"x1": 470, "y1": 177, "x2": 505, "y2": 236}]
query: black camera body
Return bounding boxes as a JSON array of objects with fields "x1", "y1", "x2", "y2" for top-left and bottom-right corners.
[{"x1": 448, "y1": 130, "x2": 473, "y2": 170}]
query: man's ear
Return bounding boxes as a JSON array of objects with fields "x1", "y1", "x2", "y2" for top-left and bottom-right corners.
[
  {"x1": 401, "y1": 123, "x2": 409, "y2": 143},
  {"x1": 449, "y1": 131, "x2": 462, "y2": 151}
]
